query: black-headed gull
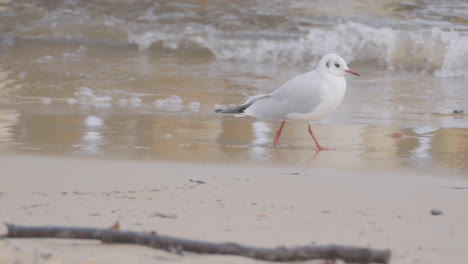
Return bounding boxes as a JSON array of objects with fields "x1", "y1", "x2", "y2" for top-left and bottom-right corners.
[{"x1": 216, "y1": 53, "x2": 359, "y2": 150}]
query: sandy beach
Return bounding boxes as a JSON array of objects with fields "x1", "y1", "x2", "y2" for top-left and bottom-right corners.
[
  {"x1": 2, "y1": 1, "x2": 468, "y2": 263},
  {"x1": 1, "y1": 154, "x2": 467, "y2": 264}
]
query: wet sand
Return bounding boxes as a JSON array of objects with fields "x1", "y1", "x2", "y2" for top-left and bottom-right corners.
[
  {"x1": 1, "y1": 40, "x2": 468, "y2": 173},
  {"x1": 1, "y1": 154, "x2": 468, "y2": 264}
]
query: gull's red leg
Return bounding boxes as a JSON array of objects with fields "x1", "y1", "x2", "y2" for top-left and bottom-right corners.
[
  {"x1": 273, "y1": 121, "x2": 286, "y2": 147},
  {"x1": 308, "y1": 124, "x2": 334, "y2": 151}
]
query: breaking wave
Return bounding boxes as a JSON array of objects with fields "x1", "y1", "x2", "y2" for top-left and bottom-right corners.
[
  {"x1": 2, "y1": 0, "x2": 468, "y2": 77},
  {"x1": 128, "y1": 22, "x2": 468, "y2": 77}
]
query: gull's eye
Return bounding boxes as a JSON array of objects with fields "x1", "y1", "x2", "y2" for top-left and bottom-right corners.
[{"x1": 335, "y1": 63, "x2": 340, "y2": 68}]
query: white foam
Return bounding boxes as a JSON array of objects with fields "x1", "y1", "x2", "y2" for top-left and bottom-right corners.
[
  {"x1": 10, "y1": 1, "x2": 468, "y2": 78},
  {"x1": 202, "y1": 22, "x2": 468, "y2": 77},
  {"x1": 129, "y1": 31, "x2": 180, "y2": 50},
  {"x1": 74, "y1": 87, "x2": 94, "y2": 98},
  {"x1": 41, "y1": 97, "x2": 52, "y2": 105},
  {"x1": 118, "y1": 98, "x2": 129, "y2": 106},
  {"x1": 35, "y1": 55, "x2": 54, "y2": 63},
  {"x1": 167, "y1": 95, "x2": 182, "y2": 104},
  {"x1": 433, "y1": 28, "x2": 468, "y2": 77},
  {"x1": 129, "y1": 96, "x2": 142, "y2": 106},
  {"x1": 85, "y1": 116, "x2": 103, "y2": 127},
  {"x1": 155, "y1": 95, "x2": 183, "y2": 111},
  {"x1": 128, "y1": 21, "x2": 468, "y2": 76},
  {"x1": 187, "y1": 101, "x2": 201, "y2": 112},
  {"x1": 92, "y1": 96, "x2": 113, "y2": 108},
  {"x1": 67, "y1": 98, "x2": 77, "y2": 105},
  {"x1": 92, "y1": 96, "x2": 112, "y2": 103}
]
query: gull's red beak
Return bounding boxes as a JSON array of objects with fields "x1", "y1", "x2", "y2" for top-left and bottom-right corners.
[{"x1": 345, "y1": 69, "x2": 360, "y2": 76}]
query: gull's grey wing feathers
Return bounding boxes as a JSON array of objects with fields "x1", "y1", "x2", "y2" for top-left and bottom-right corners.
[{"x1": 244, "y1": 71, "x2": 323, "y2": 119}]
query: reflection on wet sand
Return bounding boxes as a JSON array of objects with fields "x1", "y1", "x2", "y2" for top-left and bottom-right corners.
[
  {"x1": 0, "y1": 109, "x2": 18, "y2": 144},
  {"x1": 0, "y1": 102, "x2": 467, "y2": 174}
]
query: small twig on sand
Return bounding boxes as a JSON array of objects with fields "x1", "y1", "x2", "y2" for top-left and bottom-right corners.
[{"x1": 4, "y1": 224, "x2": 391, "y2": 263}]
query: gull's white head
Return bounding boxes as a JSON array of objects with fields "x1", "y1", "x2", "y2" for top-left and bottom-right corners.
[{"x1": 317, "y1": 53, "x2": 359, "y2": 77}]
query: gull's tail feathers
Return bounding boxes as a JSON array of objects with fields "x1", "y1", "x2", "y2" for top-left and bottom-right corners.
[
  {"x1": 215, "y1": 94, "x2": 271, "y2": 114},
  {"x1": 215, "y1": 103, "x2": 252, "y2": 114}
]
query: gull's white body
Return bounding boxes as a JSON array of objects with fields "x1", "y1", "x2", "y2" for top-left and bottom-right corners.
[
  {"x1": 216, "y1": 53, "x2": 358, "y2": 149},
  {"x1": 241, "y1": 53, "x2": 351, "y2": 123},
  {"x1": 243, "y1": 70, "x2": 346, "y2": 122}
]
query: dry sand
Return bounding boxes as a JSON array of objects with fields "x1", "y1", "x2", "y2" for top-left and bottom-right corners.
[{"x1": 1, "y1": 154, "x2": 467, "y2": 264}]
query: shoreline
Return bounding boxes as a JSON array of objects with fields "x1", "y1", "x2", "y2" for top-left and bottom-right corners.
[{"x1": 1, "y1": 154, "x2": 468, "y2": 264}]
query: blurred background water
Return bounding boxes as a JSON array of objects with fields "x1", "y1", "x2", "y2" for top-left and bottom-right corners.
[{"x1": 0, "y1": 0, "x2": 467, "y2": 173}]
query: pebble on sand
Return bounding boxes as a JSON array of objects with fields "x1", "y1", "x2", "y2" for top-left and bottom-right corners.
[{"x1": 430, "y1": 209, "x2": 443, "y2": 215}]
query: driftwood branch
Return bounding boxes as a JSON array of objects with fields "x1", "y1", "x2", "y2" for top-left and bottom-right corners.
[{"x1": 4, "y1": 224, "x2": 391, "y2": 263}]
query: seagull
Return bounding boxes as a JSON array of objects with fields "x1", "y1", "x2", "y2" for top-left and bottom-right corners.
[{"x1": 216, "y1": 53, "x2": 359, "y2": 150}]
